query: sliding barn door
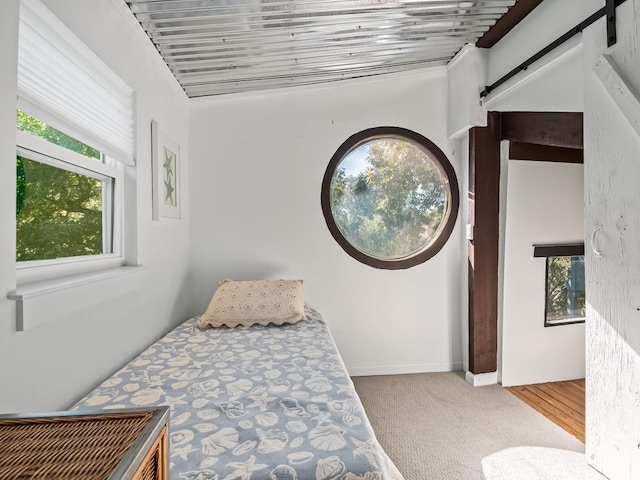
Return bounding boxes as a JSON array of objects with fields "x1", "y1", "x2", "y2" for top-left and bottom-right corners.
[{"x1": 584, "y1": 1, "x2": 640, "y2": 478}]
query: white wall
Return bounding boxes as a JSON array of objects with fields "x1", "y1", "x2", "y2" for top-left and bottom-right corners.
[
  {"x1": 0, "y1": 0, "x2": 191, "y2": 413},
  {"x1": 483, "y1": 0, "x2": 604, "y2": 112},
  {"x1": 0, "y1": 0, "x2": 20, "y2": 407},
  {"x1": 486, "y1": 44, "x2": 584, "y2": 113},
  {"x1": 189, "y1": 68, "x2": 463, "y2": 376},
  {"x1": 501, "y1": 161, "x2": 585, "y2": 386},
  {"x1": 490, "y1": 12, "x2": 588, "y2": 384},
  {"x1": 487, "y1": 0, "x2": 602, "y2": 86}
]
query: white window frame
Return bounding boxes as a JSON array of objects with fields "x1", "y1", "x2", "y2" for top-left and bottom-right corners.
[
  {"x1": 15, "y1": 129, "x2": 124, "y2": 285},
  {"x1": 9, "y1": 0, "x2": 140, "y2": 331}
]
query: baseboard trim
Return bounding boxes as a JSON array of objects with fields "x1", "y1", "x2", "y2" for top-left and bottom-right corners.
[
  {"x1": 348, "y1": 362, "x2": 462, "y2": 377},
  {"x1": 465, "y1": 370, "x2": 498, "y2": 386}
]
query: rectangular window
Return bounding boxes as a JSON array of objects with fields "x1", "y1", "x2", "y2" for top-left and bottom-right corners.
[
  {"x1": 16, "y1": 113, "x2": 122, "y2": 271},
  {"x1": 534, "y1": 244, "x2": 585, "y2": 327},
  {"x1": 16, "y1": 112, "x2": 120, "y2": 264},
  {"x1": 15, "y1": 0, "x2": 135, "y2": 284}
]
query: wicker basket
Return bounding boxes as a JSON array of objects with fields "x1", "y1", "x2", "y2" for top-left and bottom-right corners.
[{"x1": 0, "y1": 407, "x2": 168, "y2": 480}]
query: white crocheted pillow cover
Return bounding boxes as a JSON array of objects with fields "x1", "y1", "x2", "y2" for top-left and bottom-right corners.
[{"x1": 199, "y1": 279, "x2": 305, "y2": 328}]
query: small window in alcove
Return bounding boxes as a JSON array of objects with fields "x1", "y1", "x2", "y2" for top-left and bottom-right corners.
[{"x1": 534, "y1": 244, "x2": 586, "y2": 327}]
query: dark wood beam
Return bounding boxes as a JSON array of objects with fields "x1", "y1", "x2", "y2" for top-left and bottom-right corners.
[
  {"x1": 468, "y1": 111, "x2": 501, "y2": 374},
  {"x1": 533, "y1": 243, "x2": 585, "y2": 258},
  {"x1": 509, "y1": 142, "x2": 583, "y2": 163},
  {"x1": 476, "y1": 0, "x2": 544, "y2": 48},
  {"x1": 501, "y1": 112, "x2": 583, "y2": 149}
]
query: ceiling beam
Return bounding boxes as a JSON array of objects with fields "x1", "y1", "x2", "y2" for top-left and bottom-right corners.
[
  {"x1": 476, "y1": 0, "x2": 544, "y2": 48},
  {"x1": 509, "y1": 142, "x2": 584, "y2": 163},
  {"x1": 501, "y1": 111, "x2": 583, "y2": 149}
]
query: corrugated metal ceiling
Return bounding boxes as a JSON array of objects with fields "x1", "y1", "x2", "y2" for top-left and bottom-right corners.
[{"x1": 126, "y1": 0, "x2": 518, "y2": 97}]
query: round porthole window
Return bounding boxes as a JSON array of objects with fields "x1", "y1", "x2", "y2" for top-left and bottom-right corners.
[{"x1": 321, "y1": 127, "x2": 459, "y2": 269}]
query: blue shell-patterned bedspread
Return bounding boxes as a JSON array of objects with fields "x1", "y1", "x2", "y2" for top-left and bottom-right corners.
[{"x1": 73, "y1": 307, "x2": 404, "y2": 480}]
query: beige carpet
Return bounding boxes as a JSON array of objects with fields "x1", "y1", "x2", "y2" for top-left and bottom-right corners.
[{"x1": 352, "y1": 372, "x2": 605, "y2": 480}]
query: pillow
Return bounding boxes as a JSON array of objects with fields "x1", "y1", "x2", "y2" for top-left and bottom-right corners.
[{"x1": 199, "y1": 279, "x2": 305, "y2": 328}]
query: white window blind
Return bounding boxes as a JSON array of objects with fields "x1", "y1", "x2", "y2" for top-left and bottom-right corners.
[{"x1": 17, "y1": 0, "x2": 136, "y2": 165}]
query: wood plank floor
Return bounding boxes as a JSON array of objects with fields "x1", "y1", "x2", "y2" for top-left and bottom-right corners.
[{"x1": 506, "y1": 379, "x2": 585, "y2": 443}]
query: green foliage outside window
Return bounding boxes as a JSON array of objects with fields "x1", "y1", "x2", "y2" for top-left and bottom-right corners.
[
  {"x1": 16, "y1": 159, "x2": 26, "y2": 216},
  {"x1": 330, "y1": 139, "x2": 446, "y2": 260},
  {"x1": 17, "y1": 110, "x2": 100, "y2": 160},
  {"x1": 16, "y1": 111, "x2": 105, "y2": 262},
  {"x1": 546, "y1": 256, "x2": 586, "y2": 324}
]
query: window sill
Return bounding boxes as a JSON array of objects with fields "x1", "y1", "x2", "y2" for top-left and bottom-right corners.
[{"x1": 7, "y1": 265, "x2": 145, "y2": 331}]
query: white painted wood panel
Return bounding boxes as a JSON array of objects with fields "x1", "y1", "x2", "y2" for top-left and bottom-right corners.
[
  {"x1": 584, "y1": 1, "x2": 640, "y2": 478},
  {"x1": 593, "y1": 54, "x2": 640, "y2": 139},
  {"x1": 447, "y1": 44, "x2": 487, "y2": 138}
]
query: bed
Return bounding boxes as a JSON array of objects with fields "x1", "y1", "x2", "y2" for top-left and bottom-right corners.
[{"x1": 72, "y1": 304, "x2": 404, "y2": 480}]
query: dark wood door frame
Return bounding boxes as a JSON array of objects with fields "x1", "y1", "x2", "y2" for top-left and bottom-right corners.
[{"x1": 467, "y1": 111, "x2": 583, "y2": 375}]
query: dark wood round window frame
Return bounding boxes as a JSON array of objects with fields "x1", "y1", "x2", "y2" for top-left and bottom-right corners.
[{"x1": 321, "y1": 126, "x2": 459, "y2": 270}]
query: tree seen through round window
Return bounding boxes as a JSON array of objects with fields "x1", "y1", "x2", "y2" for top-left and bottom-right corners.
[{"x1": 321, "y1": 127, "x2": 459, "y2": 269}]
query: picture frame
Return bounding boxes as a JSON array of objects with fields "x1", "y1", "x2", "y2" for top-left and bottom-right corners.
[{"x1": 151, "y1": 120, "x2": 181, "y2": 220}]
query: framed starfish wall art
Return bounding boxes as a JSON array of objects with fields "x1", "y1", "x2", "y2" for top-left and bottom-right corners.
[{"x1": 151, "y1": 120, "x2": 181, "y2": 220}]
